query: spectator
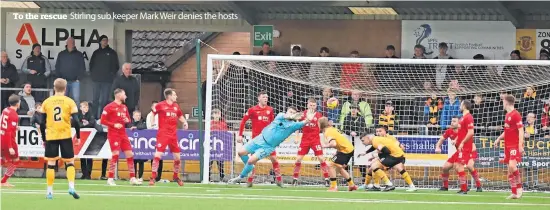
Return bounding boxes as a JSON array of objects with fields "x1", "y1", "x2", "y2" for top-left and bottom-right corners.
[
  {"x1": 384, "y1": 45, "x2": 399, "y2": 58},
  {"x1": 472, "y1": 94, "x2": 486, "y2": 126},
  {"x1": 424, "y1": 94, "x2": 443, "y2": 126},
  {"x1": 540, "y1": 49, "x2": 550, "y2": 60},
  {"x1": 501, "y1": 50, "x2": 526, "y2": 83},
  {"x1": 55, "y1": 37, "x2": 86, "y2": 105},
  {"x1": 412, "y1": 44, "x2": 427, "y2": 59},
  {"x1": 524, "y1": 112, "x2": 541, "y2": 139},
  {"x1": 146, "y1": 101, "x2": 159, "y2": 129},
  {"x1": 21, "y1": 43, "x2": 51, "y2": 102},
  {"x1": 130, "y1": 110, "x2": 147, "y2": 182},
  {"x1": 340, "y1": 50, "x2": 362, "y2": 90},
  {"x1": 309, "y1": 47, "x2": 339, "y2": 87},
  {"x1": 1, "y1": 51, "x2": 19, "y2": 110},
  {"x1": 519, "y1": 86, "x2": 542, "y2": 119},
  {"x1": 317, "y1": 87, "x2": 340, "y2": 123},
  {"x1": 339, "y1": 91, "x2": 373, "y2": 127},
  {"x1": 209, "y1": 108, "x2": 227, "y2": 182},
  {"x1": 78, "y1": 101, "x2": 95, "y2": 180},
  {"x1": 341, "y1": 104, "x2": 366, "y2": 137},
  {"x1": 433, "y1": 42, "x2": 457, "y2": 90},
  {"x1": 16, "y1": 83, "x2": 36, "y2": 126},
  {"x1": 510, "y1": 50, "x2": 521, "y2": 60},
  {"x1": 111, "y1": 63, "x2": 140, "y2": 114},
  {"x1": 258, "y1": 42, "x2": 276, "y2": 55},
  {"x1": 440, "y1": 89, "x2": 461, "y2": 129},
  {"x1": 90, "y1": 35, "x2": 119, "y2": 119},
  {"x1": 378, "y1": 100, "x2": 398, "y2": 133},
  {"x1": 291, "y1": 45, "x2": 302, "y2": 56}
]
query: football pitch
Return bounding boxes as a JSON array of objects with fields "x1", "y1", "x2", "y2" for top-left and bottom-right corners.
[{"x1": 1, "y1": 178, "x2": 549, "y2": 210}]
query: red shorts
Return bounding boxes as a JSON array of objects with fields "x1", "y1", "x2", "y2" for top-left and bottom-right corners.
[
  {"x1": 447, "y1": 150, "x2": 472, "y2": 165},
  {"x1": 297, "y1": 142, "x2": 323, "y2": 156},
  {"x1": 503, "y1": 147, "x2": 522, "y2": 163},
  {"x1": 1, "y1": 144, "x2": 19, "y2": 164},
  {"x1": 156, "y1": 136, "x2": 180, "y2": 153},
  {"x1": 108, "y1": 135, "x2": 133, "y2": 152},
  {"x1": 471, "y1": 151, "x2": 478, "y2": 159}
]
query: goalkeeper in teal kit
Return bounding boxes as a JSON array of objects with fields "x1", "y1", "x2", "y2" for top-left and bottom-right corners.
[{"x1": 228, "y1": 107, "x2": 314, "y2": 185}]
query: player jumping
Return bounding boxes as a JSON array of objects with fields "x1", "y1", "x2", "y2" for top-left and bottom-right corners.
[
  {"x1": 229, "y1": 107, "x2": 313, "y2": 185},
  {"x1": 494, "y1": 95, "x2": 524, "y2": 199},
  {"x1": 237, "y1": 91, "x2": 282, "y2": 187},
  {"x1": 100, "y1": 89, "x2": 142, "y2": 186},
  {"x1": 149, "y1": 88, "x2": 188, "y2": 186},
  {"x1": 292, "y1": 98, "x2": 330, "y2": 187},
  {"x1": 435, "y1": 116, "x2": 482, "y2": 192},
  {"x1": 37, "y1": 78, "x2": 80, "y2": 199},
  {"x1": 318, "y1": 117, "x2": 358, "y2": 192},
  {"x1": 1, "y1": 95, "x2": 21, "y2": 187}
]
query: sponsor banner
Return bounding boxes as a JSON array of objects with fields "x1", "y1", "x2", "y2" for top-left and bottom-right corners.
[
  {"x1": 5, "y1": 12, "x2": 114, "y2": 70},
  {"x1": 235, "y1": 131, "x2": 337, "y2": 164},
  {"x1": 354, "y1": 135, "x2": 449, "y2": 167},
  {"x1": 402, "y1": 21, "x2": 515, "y2": 59},
  {"x1": 475, "y1": 136, "x2": 550, "y2": 168},
  {"x1": 16, "y1": 126, "x2": 233, "y2": 161},
  {"x1": 515, "y1": 29, "x2": 550, "y2": 59}
]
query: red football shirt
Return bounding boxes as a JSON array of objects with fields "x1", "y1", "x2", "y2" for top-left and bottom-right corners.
[
  {"x1": 0, "y1": 108, "x2": 19, "y2": 149},
  {"x1": 457, "y1": 113, "x2": 474, "y2": 151},
  {"x1": 238, "y1": 105, "x2": 274, "y2": 138},
  {"x1": 154, "y1": 101, "x2": 183, "y2": 137},
  {"x1": 504, "y1": 109, "x2": 523, "y2": 148},
  {"x1": 100, "y1": 102, "x2": 131, "y2": 137},
  {"x1": 300, "y1": 112, "x2": 322, "y2": 144}
]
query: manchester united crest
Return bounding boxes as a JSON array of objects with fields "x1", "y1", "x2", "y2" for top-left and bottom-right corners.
[{"x1": 517, "y1": 36, "x2": 534, "y2": 52}]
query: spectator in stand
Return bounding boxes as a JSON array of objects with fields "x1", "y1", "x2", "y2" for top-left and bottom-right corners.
[
  {"x1": 258, "y1": 42, "x2": 276, "y2": 55},
  {"x1": 16, "y1": 83, "x2": 36, "y2": 126},
  {"x1": 339, "y1": 91, "x2": 373, "y2": 127},
  {"x1": 90, "y1": 35, "x2": 120, "y2": 119},
  {"x1": 384, "y1": 45, "x2": 399, "y2": 58},
  {"x1": 1, "y1": 51, "x2": 19, "y2": 110},
  {"x1": 146, "y1": 101, "x2": 163, "y2": 182},
  {"x1": 21, "y1": 43, "x2": 51, "y2": 102},
  {"x1": 378, "y1": 100, "x2": 398, "y2": 133},
  {"x1": 440, "y1": 89, "x2": 461, "y2": 129},
  {"x1": 55, "y1": 37, "x2": 86, "y2": 105},
  {"x1": 317, "y1": 87, "x2": 340, "y2": 123},
  {"x1": 209, "y1": 108, "x2": 228, "y2": 182},
  {"x1": 309, "y1": 47, "x2": 339, "y2": 87},
  {"x1": 412, "y1": 44, "x2": 427, "y2": 59},
  {"x1": 472, "y1": 94, "x2": 491, "y2": 135},
  {"x1": 341, "y1": 105, "x2": 366, "y2": 137},
  {"x1": 78, "y1": 101, "x2": 96, "y2": 179},
  {"x1": 433, "y1": 42, "x2": 457, "y2": 90},
  {"x1": 524, "y1": 113, "x2": 541, "y2": 139},
  {"x1": 540, "y1": 49, "x2": 550, "y2": 60},
  {"x1": 510, "y1": 50, "x2": 521, "y2": 60},
  {"x1": 130, "y1": 110, "x2": 147, "y2": 182},
  {"x1": 424, "y1": 93, "x2": 443, "y2": 127},
  {"x1": 519, "y1": 86, "x2": 542, "y2": 119},
  {"x1": 291, "y1": 45, "x2": 302, "y2": 56},
  {"x1": 111, "y1": 63, "x2": 140, "y2": 114}
]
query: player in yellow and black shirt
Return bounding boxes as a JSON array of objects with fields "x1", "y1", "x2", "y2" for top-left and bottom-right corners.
[
  {"x1": 318, "y1": 117, "x2": 358, "y2": 192},
  {"x1": 362, "y1": 132, "x2": 417, "y2": 192},
  {"x1": 37, "y1": 78, "x2": 80, "y2": 200}
]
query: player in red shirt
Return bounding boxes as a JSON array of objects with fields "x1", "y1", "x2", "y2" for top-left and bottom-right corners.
[
  {"x1": 149, "y1": 88, "x2": 188, "y2": 186},
  {"x1": 449, "y1": 100, "x2": 475, "y2": 194},
  {"x1": 292, "y1": 98, "x2": 329, "y2": 186},
  {"x1": 494, "y1": 95, "x2": 524, "y2": 199},
  {"x1": 100, "y1": 89, "x2": 141, "y2": 186},
  {"x1": 237, "y1": 91, "x2": 279, "y2": 187},
  {"x1": 435, "y1": 116, "x2": 482, "y2": 192},
  {"x1": 0, "y1": 95, "x2": 20, "y2": 187}
]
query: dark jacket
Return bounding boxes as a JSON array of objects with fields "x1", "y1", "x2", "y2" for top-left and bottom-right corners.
[
  {"x1": 342, "y1": 114, "x2": 366, "y2": 136},
  {"x1": 17, "y1": 92, "x2": 35, "y2": 126},
  {"x1": 21, "y1": 52, "x2": 51, "y2": 87},
  {"x1": 1, "y1": 60, "x2": 19, "y2": 88},
  {"x1": 111, "y1": 74, "x2": 140, "y2": 111},
  {"x1": 90, "y1": 45, "x2": 119, "y2": 82},
  {"x1": 130, "y1": 118, "x2": 147, "y2": 130},
  {"x1": 55, "y1": 47, "x2": 86, "y2": 81},
  {"x1": 78, "y1": 110, "x2": 96, "y2": 128}
]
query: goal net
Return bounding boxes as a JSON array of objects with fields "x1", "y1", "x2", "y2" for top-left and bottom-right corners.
[{"x1": 203, "y1": 54, "x2": 550, "y2": 191}]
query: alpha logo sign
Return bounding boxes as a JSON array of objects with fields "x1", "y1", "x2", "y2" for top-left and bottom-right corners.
[{"x1": 6, "y1": 13, "x2": 114, "y2": 70}]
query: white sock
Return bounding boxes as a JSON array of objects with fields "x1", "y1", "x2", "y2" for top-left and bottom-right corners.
[
  {"x1": 69, "y1": 182, "x2": 75, "y2": 189},
  {"x1": 47, "y1": 186, "x2": 53, "y2": 194}
]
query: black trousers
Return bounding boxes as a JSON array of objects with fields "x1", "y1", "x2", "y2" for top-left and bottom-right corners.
[
  {"x1": 80, "y1": 158, "x2": 93, "y2": 179},
  {"x1": 209, "y1": 160, "x2": 225, "y2": 180},
  {"x1": 134, "y1": 159, "x2": 146, "y2": 179},
  {"x1": 101, "y1": 159, "x2": 108, "y2": 177}
]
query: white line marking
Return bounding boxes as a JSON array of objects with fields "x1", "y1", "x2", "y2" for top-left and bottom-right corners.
[
  {"x1": 10, "y1": 181, "x2": 550, "y2": 199},
  {"x1": 2, "y1": 190, "x2": 549, "y2": 206}
]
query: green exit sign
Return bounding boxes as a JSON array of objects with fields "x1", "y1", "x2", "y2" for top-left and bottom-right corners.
[
  {"x1": 192, "y1": 107, "x2": 204, "y2": 118},
  {"x1": 253, "y1": 25, "x2": 273, "y2": 47}
]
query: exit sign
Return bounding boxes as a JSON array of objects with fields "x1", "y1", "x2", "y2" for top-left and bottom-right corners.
[
  {"x1": 253, "y1": 25, "x2": 273, "y2": 47},
  {"x1": 192, "y1": 107, "x2": 203, "y2": 118}
]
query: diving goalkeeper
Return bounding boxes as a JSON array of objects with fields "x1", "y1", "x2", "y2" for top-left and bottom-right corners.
[{"x1": 228, "y1": 107, "x2": 313, "y2": 184}]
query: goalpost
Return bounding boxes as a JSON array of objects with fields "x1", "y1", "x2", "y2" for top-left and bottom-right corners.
[{"x1": 203, "y1": 54, "x2": 550, "y2": 191}]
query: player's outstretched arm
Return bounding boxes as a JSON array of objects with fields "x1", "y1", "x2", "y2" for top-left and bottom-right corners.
[
  {"x1": 435, "y1": 135, "x2": 446, "y2": 153},
  {"x1": 178, "y1": 115, "x2": 188, "y2": 129},
  {"x1": 494, "y1": 132, "x2": 505, "y2": 148},
  {"x1": 71, "y1": 113, "x2": 81, "y2": 139},
  {"x1": 322, "y1": 138, "x2": 337, "y2": 148}
]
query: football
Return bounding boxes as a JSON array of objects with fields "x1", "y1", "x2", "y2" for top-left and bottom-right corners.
[{"x1": 327, "y1": 97, "x2": 339, "y2": 109}]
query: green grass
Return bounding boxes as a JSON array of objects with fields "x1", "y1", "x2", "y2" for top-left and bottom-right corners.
[{"x1": 1, "y1": 178, "x2": 549, "y2": 210}]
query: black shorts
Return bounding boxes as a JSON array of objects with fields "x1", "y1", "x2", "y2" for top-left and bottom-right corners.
[
  {"x1": 331, "y1": 151, "x2": 354, "y2": 166},
  {"x1": 44, "y1": 138, "x2": 74, "y2": 160},
  {"x1": 380, "y1": 155, "x2": 405, "y2": 168}
]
